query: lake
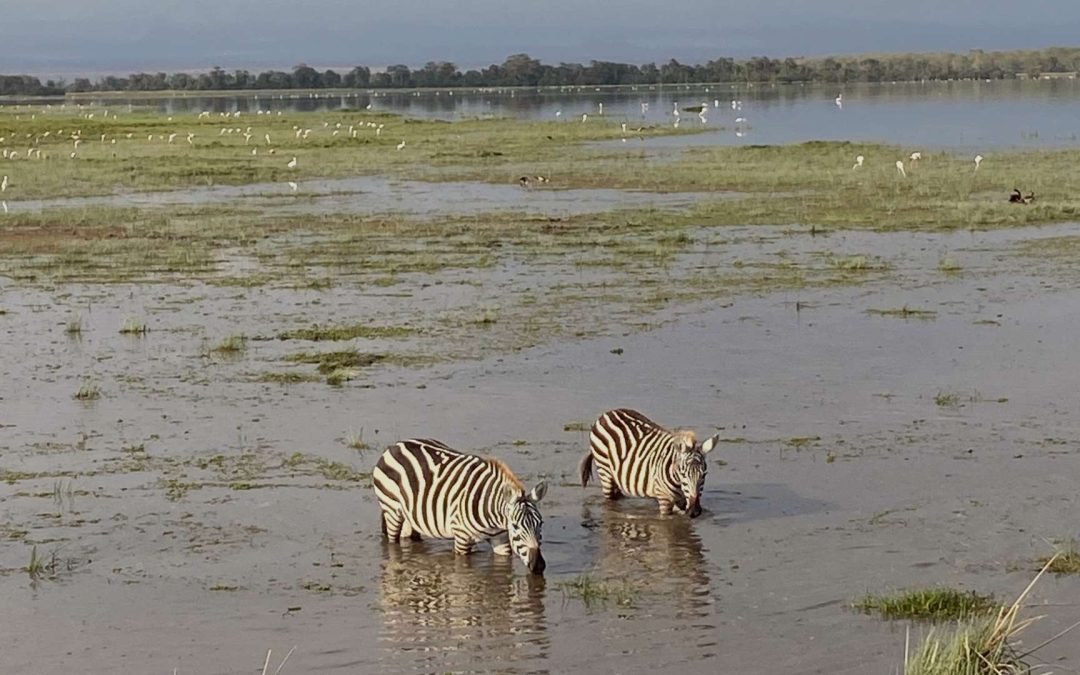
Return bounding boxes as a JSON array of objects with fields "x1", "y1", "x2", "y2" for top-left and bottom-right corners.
[{"x1": 30, "y1": 79, "x2": 1080, "y2": 150}]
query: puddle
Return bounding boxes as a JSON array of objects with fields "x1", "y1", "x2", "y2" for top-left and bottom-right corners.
[{"x1": 3, "y1": 222, "x2": 1080, "y2": 673}]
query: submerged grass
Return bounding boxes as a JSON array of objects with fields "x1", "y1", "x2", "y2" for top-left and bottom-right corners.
[
  {"x1": 855, "y1": 587, "x2": 1000, "y2": 621},
  {"x1": 277, "y1": 323, "x2": 414, "y2": 341},
  {"x1": 557, "y1": 572, "x2": 638, "y2": 609},
  {"x1": 1037, "y1": 539, "x2": 1080, "y2": 574}
]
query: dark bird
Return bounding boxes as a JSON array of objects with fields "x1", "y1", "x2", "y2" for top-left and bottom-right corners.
[
  {"x1": 1009, "y1": 188, "x2": 1036, "y2": 204},
  {"x1": 519, "y1": 176, "x2": 531, "y2": 188}
]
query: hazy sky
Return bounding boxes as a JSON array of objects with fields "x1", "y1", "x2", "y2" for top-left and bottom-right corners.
[{"x1": 4, "y1": 0, "x2": 1079, "y2": 77}]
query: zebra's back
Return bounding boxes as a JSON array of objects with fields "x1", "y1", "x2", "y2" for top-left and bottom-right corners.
[
  {"x1": 589, "y1": 408, "x2": 673, "y2": 497},
  {"x1": 373, "y1": 438, "x2": 503, "y2": 540}
]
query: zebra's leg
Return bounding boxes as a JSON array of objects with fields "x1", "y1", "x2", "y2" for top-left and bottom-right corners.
[
  {"x1": 453, "y1": 532, "x2": 476, "y2": 556},
  {"x1": 383, "y1": 508, "x2": 405, "y2": 542},
  {"x1": 656, "y1": 496, "x2": 675, "y2": 516},
  {"x1": 491, "y1": 533, "x2": 512, "y2": 556},
  {"x1": 599, "y1": 472, "x2": 623, "y2": 500}
]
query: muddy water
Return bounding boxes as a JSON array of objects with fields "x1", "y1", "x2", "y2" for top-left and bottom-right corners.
[
  {"x1": 4, "y1": 176, "x2": 716, "y2": 217},
  {"x1": 4, "y1": 223, "x2": 1080, "y2": 673}
]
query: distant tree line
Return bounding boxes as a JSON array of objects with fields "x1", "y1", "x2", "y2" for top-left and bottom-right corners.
[{"x1": 3, "y1": 47, "x2": 1080, "y2": 97}]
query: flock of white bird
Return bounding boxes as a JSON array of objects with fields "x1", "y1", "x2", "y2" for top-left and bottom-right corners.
[
  {"x1": 0, "y1": 94, "x2": 991, "y2": 215},
  {"x1": 0, "y1": 103, "x2": 414, "y2": 209}
]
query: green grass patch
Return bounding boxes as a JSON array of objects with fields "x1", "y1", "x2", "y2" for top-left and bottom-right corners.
[{"x1": 854, "y1": 587, "x2": 999, "y2": 621}]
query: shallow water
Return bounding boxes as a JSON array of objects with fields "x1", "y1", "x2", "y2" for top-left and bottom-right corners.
[
  {"x1": 4, "y1": 222, "x2": 1080, "y2": 673},
  {"x1": 25, "y1": 79, "x2": 1080, "y2": 149},
  {"x1": 4, "y1": 175, "x2": 717, "y2": 216}
]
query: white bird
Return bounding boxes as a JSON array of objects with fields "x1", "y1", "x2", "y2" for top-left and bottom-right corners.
[
  {"x1": 288, "y1": 181, "x2": 298, "y2": 192},
  {"x1": 621, "y1": 123, "x2": 627, "y2": 133},
  {"x1": 974, "y1": 154, "x2": 983, "y2": 171},
  {"x1": 598, "y1": 102, "x2": 603, "y2": 115},
  {"x1": 555, "y1": 110, "x2": 562, "y2": 119},
  {"x1": 852, "y1": 155, "x2": 864, "y2": 170},
  {"x1": 896, "y1": 160, "x2": 906, "y2": 177},
  {"x1": 0, "y1": 175, "x2": 7, "y2": 192},
  {"x1": 581, "y1": 113, "x2": 588, "y2": 123},
  {"x1": 1, "y1": 201, "x2": 6, "y2": 214},
  {"x1": 396, "y1": 140, "x2": 406, "y2": 151},
  {"x1": 909, "y1": 151, "x2": 922, "y2": 162},
  {"x1": 287, "y1": 156, "x2": 298, "y2": 169},
  {"x1": 168, "y1": 133, "x2": 177, "y2": 143},
  {"x1": 835, "y1": 93, "x2": 843, "y2": 108}
]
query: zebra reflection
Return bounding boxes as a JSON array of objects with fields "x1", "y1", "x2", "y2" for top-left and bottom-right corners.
[
  {"x1": 378, "y1": 542, "x2": 549, "y2": 672},
  {"x1": 583, "y1": 502, "x2": 712, "y2": 619}
]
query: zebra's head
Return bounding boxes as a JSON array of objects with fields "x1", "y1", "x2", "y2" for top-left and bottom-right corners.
[
  {"x1": 506, "y1": 481, "x2": 547, "y2": 574},
  {"x1": 674, "y1": 434, "x2": 719, "y2": 518}
]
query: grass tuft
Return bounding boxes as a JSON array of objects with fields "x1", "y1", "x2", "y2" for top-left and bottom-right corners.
[
  {"x1": 557, "y1": 572, "x2": 638, "y2": 609},
  {"x1": 855, "y1": 587, "x2": 999, "y2": 621},
  {"x1": 867, "y1": 306, "x2": 937, "y2": 319},
  {"x1": 903, "y1": 558, "x2": 1062, "y2": 675},
  {"x1": 208, "y1": 335, "x2": 247, "y2": 354},
  {"x1": 119, "y1": 318, "x2": 149, "y2": 335},
  {"x1": 1037, "y1": 539, "x2": 1080, "y2": 574},
  {"x1": 74, "y1": 382, "x2": 101, "y2": 401}
]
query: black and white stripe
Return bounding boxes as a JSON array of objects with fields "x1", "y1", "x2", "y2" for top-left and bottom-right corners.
[
  {"x1": 373, "y1": 438, "x2": 547, "y2": 574},
  {"x1": 580, "y1": 408, "x2": 719, "y2": 517}
]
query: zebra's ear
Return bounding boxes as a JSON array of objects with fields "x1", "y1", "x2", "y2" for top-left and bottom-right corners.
[
  {"x1": 528, "y1": 480, "x2": 548, "y2": 503},
  {"x1": 700, "y1": 435, "x2": 720, "y2": 455}
]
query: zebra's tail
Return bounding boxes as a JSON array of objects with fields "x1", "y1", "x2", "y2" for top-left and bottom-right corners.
[{"x1": 578, "y1": 451, "x2": 594, "y2": 488}]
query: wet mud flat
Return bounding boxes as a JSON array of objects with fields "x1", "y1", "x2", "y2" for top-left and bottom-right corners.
[{"x1": 3, "y1": 222, "x2": 1080, "y2": 673}]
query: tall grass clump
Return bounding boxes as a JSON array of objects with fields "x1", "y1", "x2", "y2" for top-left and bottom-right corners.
[{"x1": 903, "y1": 556, "x2": 1073, "y2": 675}]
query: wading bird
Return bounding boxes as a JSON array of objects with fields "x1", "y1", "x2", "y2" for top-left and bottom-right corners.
[
  {"x1": 909, "y1": 151, "x2": 922, "y2": 162},
  {"x1": 896, "y1": 160, "x2": 906, "y2": 177},
  {"x1": 852, "y1": 155, "x2": 865, "y2": 169},
  {"x1": 974, "y1": 154, "x2": 983, "y2": 171},
  {"x1": 287, "y1": 157, "x2": 298, "y2": 169},
  {"x1": 835, "y1": 93, "x2": 843, "y2": 108},
  {"x1": 0, "y1": 175, "x2": 7, "y2": 192},
  {"x1": 396, "y1": 140, "x2": 406, "y2": 151},
  {"x1": 288, "y1": 181, "x2": 298, "y2": 192}
]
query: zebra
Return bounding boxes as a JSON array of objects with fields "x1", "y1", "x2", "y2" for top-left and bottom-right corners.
[
  {"x1": 373, "y1": 438, "x2": 548, "y2": 574},
  {"x1": 579, "y1": 408, "x2": 720, "y2": 517}
]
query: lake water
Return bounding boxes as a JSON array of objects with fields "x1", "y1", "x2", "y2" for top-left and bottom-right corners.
[{"x1": 27, "y1": 79, "x2": 1080, "y2": 150}]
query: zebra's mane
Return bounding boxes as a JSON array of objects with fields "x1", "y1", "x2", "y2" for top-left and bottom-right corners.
[
  {"x1": 487, "y1": 457, "x2": 526, "y2": 493},
  {"x1": 671, "y1": 429, "x2": 697, "y2": 446}
]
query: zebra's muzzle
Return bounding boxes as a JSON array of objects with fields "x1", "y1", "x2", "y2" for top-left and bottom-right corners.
[
  {"x1": 687, "y1": 497, "x2": 702, "y2": 518},
  {"x1": 527, "y1": 549, "x2": 546, "y2": 575}
]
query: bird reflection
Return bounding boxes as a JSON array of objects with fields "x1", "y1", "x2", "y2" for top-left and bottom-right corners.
[{"x1": 378, "y1": 541, "x2": 549, "y2": 673}]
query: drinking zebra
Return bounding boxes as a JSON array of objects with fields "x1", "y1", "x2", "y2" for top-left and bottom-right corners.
[
  {"x1": 580, "y1": 408, "x2": 720, "y2": 517},
  {"x1": 373, "y1": 438, "x2": 548, "y2": 574}
]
